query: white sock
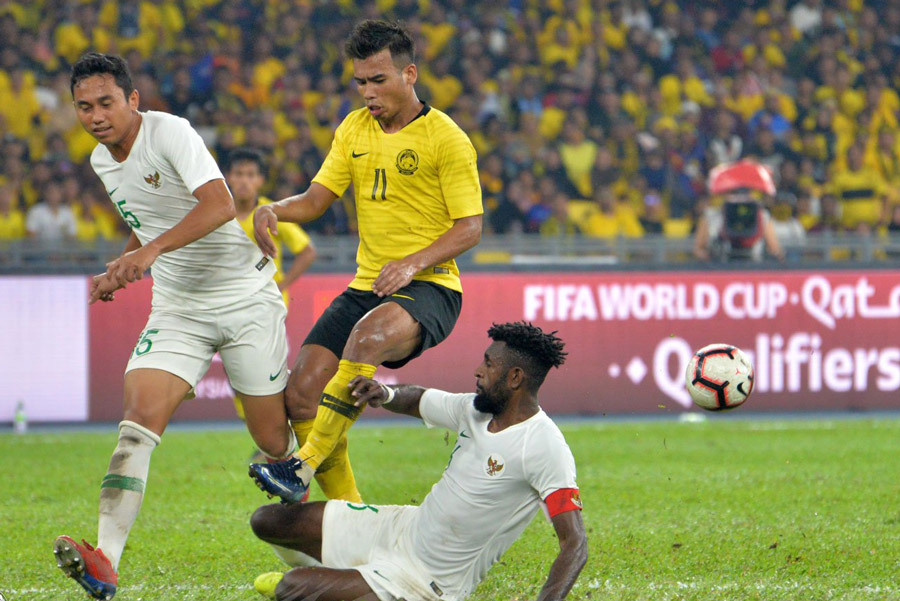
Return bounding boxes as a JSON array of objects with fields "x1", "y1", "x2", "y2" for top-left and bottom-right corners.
[
  {"x1": 270, "y1": 543, "x2": 322, "y2": 567},
  {"x1": 96, "y1": 420, "x2": 160, "y2": 571}
]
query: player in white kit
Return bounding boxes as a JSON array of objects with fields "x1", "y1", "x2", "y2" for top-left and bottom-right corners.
[
  {"x1": 52, "y1": 53, "x2": 298, "y2": 600},
  {"x1": 250, "y1": 322, "x2": 588, "y2": 601}
]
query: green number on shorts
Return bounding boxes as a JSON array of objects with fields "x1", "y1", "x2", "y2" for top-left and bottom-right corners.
[
  {"x1": 116, "y1": 199, "x2": 141, "y2": 228},
  {"x1": 346, "y1": 503, "x2": 379, "y2": 513},
  {"x1": 133, "y1": 329, "x2": 160, "y2": 357}
]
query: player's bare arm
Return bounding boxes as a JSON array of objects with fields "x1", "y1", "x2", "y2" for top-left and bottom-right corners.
[
  {"x1": 278, "y1": 243, "x2": 317, "y2": 292},
  {"x1": 254, "y1": 182, "x2": 337, "y2": 257},
  {"x1": 105, "y1": 179, "x2": 236, "y2": 287},
  {"x1": 536, "y1": 510, "x2": 588, "y2": 601},
  {"x1": 348, "y1": 376, "x2": 424, "y2": 417},
  {"x1": 372, "y1": 213, "x2": 482, "y2": 298}
]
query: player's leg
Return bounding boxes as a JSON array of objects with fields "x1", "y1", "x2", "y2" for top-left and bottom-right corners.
[
  {"x1": 276, "y1": 568, "x2": 378, "y2": 601},
  {"x1": 292, "y1": 302, "x2": 420, "y2": 487},
  {"x1": 98, "y1": 369, "x2": 190, "y2": 564},
  {"x1": 55, "y1": 368, "x2": 191, "y2": 600},
  {"x1": 250, "y1": 501, "x2": 379, "y2": 601},
  {"x1": 55, "y1": 307, "x2": 218, "y2": 599},
  {"x1": 237, "y1": 391, "x2": 296, "y2": 460},
  {"x1": 219, "y1": 285, "x2": 295, "y2": 459},
  {"x1": 251, "y1": 290, "x2": 372, "y2": 502},
  {"x1": 298, "y1": 282, "x2": 460, "y2": 501},
  {"x1": 282, "y1": 344, "x2": 363, "y2": 500}
]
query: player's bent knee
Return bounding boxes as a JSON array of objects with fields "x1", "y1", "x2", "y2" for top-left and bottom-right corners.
[{"x1": 249, "y1": 505, "x2": 283, "y2": 542}]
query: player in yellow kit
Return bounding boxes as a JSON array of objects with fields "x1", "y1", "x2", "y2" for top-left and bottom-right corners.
[
  {"x1": 249, "y1": 19, "x2": 482, "y2": 504},
  {"x1": 224, "y1": 147, "x2": 317, "y2": 443}
]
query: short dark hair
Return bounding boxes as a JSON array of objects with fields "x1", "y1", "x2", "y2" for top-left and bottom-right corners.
[
  {"x1": 70, "y1": 52, "x2": 134, "y2": 98},
  {"x1": 488, "y1": 321, "x2": 567, "y2": 391},
  {"x1": 224, "y1": 147, "x2": 267, "y2": 176},
  {"x1": 344, "y1": 20, "x2": 415, "y2": 66}
]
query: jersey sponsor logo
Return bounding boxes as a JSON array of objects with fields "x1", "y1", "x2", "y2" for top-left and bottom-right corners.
[
  {"x1": 485, "y1": 454, "x2": 505, "y2": 476},
  {"x1": 396, "y1": 149, "x2": 419, "y2": 175},
  {"x1": 144, "y1": 171, "x2": 162, "y2": 189},
  {"x1": 351, "y1": 151, "x2": 369, "y2": 158}
]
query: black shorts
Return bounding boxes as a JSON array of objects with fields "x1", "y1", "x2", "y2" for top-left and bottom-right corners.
[{"x1": 303, "y1": 280, "x2": 463, "y2": 369}]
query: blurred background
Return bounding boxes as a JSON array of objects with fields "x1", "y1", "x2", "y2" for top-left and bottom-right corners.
[{"x1": 1, "y1": 0, "x2": 899, "y2": 424}]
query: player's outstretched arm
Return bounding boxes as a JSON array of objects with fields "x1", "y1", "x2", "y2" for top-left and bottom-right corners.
[
  {"x1": 254, "y1": 183, "x2": 337, "y2": 257},
  {"x1": 348, "y1": 376, "x2": 424, "y2": 418},
  {"x1": 536, "y1": 510, "x2": 588, "y2": 601},
  {"x1": 372, "y1": 214, "x2": 482, "y2": 297},
  {"x1": 105, "y1": 179, "x2": 236, "y2": 286}
]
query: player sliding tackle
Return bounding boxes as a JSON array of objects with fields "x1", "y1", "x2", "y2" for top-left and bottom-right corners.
[
  {"x1": 53, "y1": 53, "x2": 298, "y2": 600},
  {"x1": 250, "y1": 322, "x2": 587, "y2": 601},
  {"x1": 248, "y1": 19, "x2": 482, "y2": 504}
]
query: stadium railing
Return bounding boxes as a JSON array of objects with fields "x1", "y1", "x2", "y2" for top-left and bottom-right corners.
[{"x1": 1, "y1": 233, "x2": 898, "y2": 274}]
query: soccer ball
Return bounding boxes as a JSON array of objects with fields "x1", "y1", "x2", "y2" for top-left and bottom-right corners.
[{"x1": 684, "y1": 344, "x2": 754, "y2": 411}]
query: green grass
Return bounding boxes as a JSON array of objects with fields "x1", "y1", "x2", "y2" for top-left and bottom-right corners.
[{"x1": 2, "y1": 416, "x2": 898, "y2": 601}]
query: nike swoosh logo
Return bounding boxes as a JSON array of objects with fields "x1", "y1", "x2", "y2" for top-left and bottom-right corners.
[
  {"x1": 351, "y1": 151, "x2": 369, "y2": 158},
  {"x1": 459, "y1": 430, "x2": 470, "y2": 438},
  {"x1": 107, "y1": 187, "x2": 118, "y2": 197},
  {"x1": 391, "y1": 293, "x2": 415, "y2": 301},
  {"x1": 268, "y1": 368, "x2": 284, "y2": 381}
]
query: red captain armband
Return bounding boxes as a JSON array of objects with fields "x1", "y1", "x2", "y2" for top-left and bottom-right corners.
[{"x1": 544, "y1": 488, "x2": 583, "y2": 518}]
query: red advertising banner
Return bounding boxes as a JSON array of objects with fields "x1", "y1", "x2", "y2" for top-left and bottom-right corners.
[{"x1": 89, "y1": 270, "x2": 900, "y2": 420}]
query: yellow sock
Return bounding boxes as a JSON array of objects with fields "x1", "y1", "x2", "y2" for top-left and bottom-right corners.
[
  {"x1": 316, "y1": 434, "x2": 362, "y2": 502},
  {"x1": 291, "y1": 418, "x2": 315, "y2": 447},
  {"x1": 300, "y1": 360, "x2": 375, "y2": 470}
]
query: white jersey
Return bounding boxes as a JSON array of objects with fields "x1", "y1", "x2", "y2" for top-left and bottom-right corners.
[
  {"x1": 413, "y1": 389, "x2": 578, "y2": 601},
  {"x1": 90, "y1": 111, "x2": 275, "y2": 309}
]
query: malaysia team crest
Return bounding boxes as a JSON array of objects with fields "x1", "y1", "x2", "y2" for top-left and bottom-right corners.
[
  {"x1": 144, "y1": 171, "x2": 161, "y2": 189},
  {"x1": 485, "y1": 454, "x2": 505, "y2": 476},
  {"x1": 396, "y1": 149, "x2": 419, "y2": 175}
]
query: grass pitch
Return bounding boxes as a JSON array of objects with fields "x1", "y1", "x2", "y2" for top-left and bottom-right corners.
[{"x1": 1, "y1": 415, "x2": 898, "y2": 601}]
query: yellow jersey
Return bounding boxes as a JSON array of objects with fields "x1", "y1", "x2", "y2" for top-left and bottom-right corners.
[
  {"x1": 237, "y1": 197, "x2": 312, "y2": 305},
  {"x1": 313, "y1": 104, "x2": 482, "y2": 293},
  {"x1": 0, "y1": 208, "x2": 25, "y2": 240}
]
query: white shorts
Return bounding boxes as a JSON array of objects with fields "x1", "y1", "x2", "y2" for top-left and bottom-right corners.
[
  {"x1": 125, "y1": 282, "x2": 288, "y2": 396},
  {"x1": 322, "y1": 500, "x2": 443, "y2": 601}
]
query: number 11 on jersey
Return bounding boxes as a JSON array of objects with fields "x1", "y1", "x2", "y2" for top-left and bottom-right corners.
[{"x1": 371, "y1": 168, "x2": 387, "y2": 201}]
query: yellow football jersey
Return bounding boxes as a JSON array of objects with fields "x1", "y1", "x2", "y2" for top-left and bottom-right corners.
[
  {"x1": 313, "y1": 104, "x2": 482, "y2": 293},
  {"x1": 237, "y1": 197, "x2": 312, "y2": 305}
]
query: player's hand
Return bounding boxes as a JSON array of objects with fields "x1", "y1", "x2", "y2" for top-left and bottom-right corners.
[
  {"x1": 372, "y1": 258, "x2": 418, "y2": 298},
  {"x1": 254, "y1": 205, "x2": 279, "y2": 257},
  {"x1": 89, "y1": 273, "x2": 123, "y2": 304},
  {"x1": 105, "y1": 245, "x2": 158, "y2": 288},
  {"x1": 349, "y1": 376, "x2": 391, "y2": 408}
]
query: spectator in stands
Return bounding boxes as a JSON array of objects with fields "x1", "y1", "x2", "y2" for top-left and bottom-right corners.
[
  {"x1": 828, "y1": 143, "x2": 887, "y2": 233},
  {"x1": 26, "y1": 178, "x2": 76, "y2": 241},
  {"x1": 0, "y1": 183, "x2": 25, "y2": 242},
  {"x1": 707, "y1": 110, "x2": 743, "y2": 167},
  {"x1": 769, "y1": 192, "x2": 806, "y2": 258},
  {"x1": 3, "y1": 0, "x2": 900, "y2": 256}
]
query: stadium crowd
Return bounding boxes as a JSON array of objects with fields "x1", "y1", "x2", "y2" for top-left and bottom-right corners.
[{"x1": 2, "y1": 0, "x2": 900, "y2": 249}]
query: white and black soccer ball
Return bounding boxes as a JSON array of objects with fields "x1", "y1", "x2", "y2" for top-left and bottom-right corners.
[{"x1": 684, "y1": 344, "x2": 754, "y2": 411}]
